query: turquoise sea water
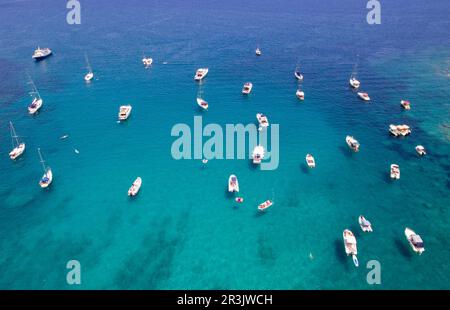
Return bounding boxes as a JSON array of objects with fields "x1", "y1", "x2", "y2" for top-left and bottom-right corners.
[{"x1": 0, "y1": 0, "x2": 449, "y2": 289}]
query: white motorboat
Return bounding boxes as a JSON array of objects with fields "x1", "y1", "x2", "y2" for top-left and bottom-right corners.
[
  {"x1": 389, "y1": 124, "x2": 411, "y2": 137},
  {"x1": 252, "y1": 145, "x2": 265, "y2": 164},
  {"x1": 357, "y1": 92, "x2": 370, "y2": 101},
  {"x1": 242, "y1": 82, "x2": 253, "y2": 95},
  {"x1": 84, "y1": 54, "x2": 94, "y2": 81},
  {"x1": 258, "y1": 200, "x2": 273, "y2": 211},
  {"x1": 296, "y1": 89, "x2": 305, "y2": 100},
  {"x1": 305, "y1": 154, "x2": 315, "y2": 168},
  {"x1": 390, "y1": 164, "x2": 400, "y2": 180},
  {"x1": 415, "y1": 145, "x2": 426, "y2": 156},
  {"x1": 401, "y1": 100, "x2": 411, "y2": 110},
  {"x1": 294, "y1": 66, "x2": 304, "y2": 81},
  {"x1": 128, "y1": 177, "x2": 142, "y2": 196},
  {"x1": 38, "y1": 148, "x2": 53, "y2": 188},
  {"x1": 142, "y1": 57, "x2": 153, "y2": 67},
  {"x1": 349, "y1": 56, "x2": 360, "y2": 89},
  {"x1": 405, "y1": 228, "x2": 425, "y2": 254},
  {"x1": 27, "y1": 77, "x2": 43, "y2": 115},
  {"x1": 358, "y1": 216, "x2": 373, "y2": 232},
  {"x1": 343, "y1": 229, "x2": 359, "y2": 267},
  {"x1": 346, "y1": 135, "x2": 360, "y2": 152},
  {"x1": 8, "y1": 122, "x2": 26, "y2": 160},
  {"x1": 194, "y1": 68, "x2": 209, "y2": 81},
  {"x1": 256, "y1": 113, "x2": 269, "y2": 128},
  {"x1": 349, "y1": 77, "x2": 360, "y2": 89},
  {"x1": 255, "y1": 47, "x2": 261, "y2": 56},
  {"x1": 118, "y1": 105, "x2": 132, "y2": 121},
  {"x1": 196, "y1": 97, "x2": 209, "y2": 110},
  {"x1": 228, "y1": 174, "x2": 239, "y2": 193},
  {"x1": 32, "y1": 47, "x2": 52, "y2": 60}
]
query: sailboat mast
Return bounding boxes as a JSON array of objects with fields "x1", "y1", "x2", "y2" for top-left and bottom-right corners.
[
  {"x1": 85, "y1": 53, "x2": 92, "y2": 72},
  {"x1": 37, "y1": 148, "x2": 47, "y2": 172},
  {"x1": 9, "y1": 121, "x2": 20, "y2": 147}
]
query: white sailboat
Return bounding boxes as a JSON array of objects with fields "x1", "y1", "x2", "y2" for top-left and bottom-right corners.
[
  {"x1": 349, "y1": 55, "x2": 361, "y2": 89},
  {"x1": 196, "y1": 81, "x2": 208, "y2": 110},
  {"x1": 142, "y1": 52, "x2": 153, "y2": 68},
  {"x1": 84, "y1": 53, "x2": 94, "y2": 82},
  {"x1": 38, "y1": 148, "x2": 53, "y2": 188},
  {"x1": 8, "y1": 121, "x2": 26, "y2": 160},
  {"x1": 294, "y1": 65, "x2": 304, "y2": 81},
  {"x1": 27, "y1": 77, "x2": 43, "y2": 115},
  {"x1": 296, "y1": 80, "x2": 305, "y2": 100}
]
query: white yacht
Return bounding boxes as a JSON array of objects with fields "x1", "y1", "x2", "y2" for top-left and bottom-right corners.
[
  {"x1": 358, "y1": 216, "x2": 373, "y2": 232},
  {"x1": 27, "y1": 77, "x2": 43, "y2": 115},
  {"x1": 405, "y1": 228, "x2": 425, "y2": 254},
  {"x1": 252, "y1": 145, "x2": 265, "y2": 164},
  {"x1": 84, "y1": 54, "x2": 94, "y2": 82},
  {"x1": 242, "y1": 82, "x2": 253, "y2": 95},
  {"x1": 8, "y1": 122, "x2": 26, "y2": 160},
  {"x1": 349, "y1": 77, "x2": 360, "y2": 89},
  {"x1": 128, "y1": 177, "x2": 142, "y2": 196},
  {"x1": 118, "y1": 105, "x2": 132, "y2": 121},
  {"x1": 228, "y1": 174, "x2": 239, "y2": 193},
  {"x1": 390, "y1": 164, "x2": 400, "y2": 180},
  {"x1": 142, "y1": 57, "x2": 153, "y2": 67},
  {"x1": 294, "y1": 66, "x2": 304, "y2": 81},
  {"x1": 38, "y1": 148, "x2": 53, "y2": 188},
  {"x1": 346, "y1": 135, "x2": 360, "y2": 152},
  {"x1": 415, "y1": 145, "x2": 426, "y2": 156},
  {"x1": 401, "y1": 100, "x2": 411, "y2": 110},
  {"x1": 194, "y1": 68, "x2": 209, "y2": 81},
  {"x1": 305, "y1": 154, "x2": 315, "y2": 168},
  {"x1": 389, "y1": 124, "x2": 411, "y2": 137},
  {"x1": 343, "y1": 229, "x2": 359, "y2": 267},
  {"x1": 32, "y1": 47, "x2": 52, "y2": 60},
  {"x1": 357, "y1": 92, "x2": 370, "y2": 101},
  {"x1": 255, "y1": 47, "x2": 261, "y2": 56},
  {"x1": 256, "y1": 113, "x2": 269, "y2": 129}
]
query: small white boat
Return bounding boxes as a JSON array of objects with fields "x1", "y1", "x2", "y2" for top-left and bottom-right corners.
[
  {"x1": 389, "y1": 124, "x2": 411, "y2": 137},
  {"x1": 343, "y1": 229, "x2": 359, "y2": 267},
  {"x1": 305, "y1": 154, "x2": 315, "y2": 168},
  {"x1": 252, "y1": 145, "x2": 265, "y2": 164},
  {"x1": 405, "y1": 228, "x2": 425, "y2": 254},
  {"x1": 142, "y1": 57, "x2": 153, "y2": 67},
  {"x1": 296, "y1": 89, "x2": 305, "y2": 100},
  {"x1": 235, "y1": 197, "x2": 244, "y2": 203},
  {"x1": 415, "y1": 145, "x2": 426, "y2": 156},
  {"x1": 242, "y1": 82, "x2": 253, "y2": 95},
  {"x1": 32, "y1": 47, "x2": 52, "y2": 60},
  {"x1": 357, "y1": 92, "x2": 370, "y2": 101},
  {"x1": 390, "y1": 164, "x2": 400, "y2": 180},
  {"x1": 255, "y1": 47, "x2": 261, "y2": 56},
  {"x1": 27, "y1": 77, "x2": 43, "y2": 115},
  {"x1": 84, "y1": 54, "x2": 94, "y2": 81},
  {"x1": 118, "y1": 105, "x2": 132, "y2": 121},
  {"x1": 38, "y1": 148, "x2": 53, "y2": 188},
  {"x1": 196, "y1": 97, "x2": 208, "y2": 110},
  {"x1": 401, "y1": 100, "x2": 411, "y2": 110},
  {"x1": 194, "y1": 68, "x2": 209, "y2": 81},
  {"x1": 128, "y1": 177, "x2": 142, "y2": 196},
  {"x1": 346, "y1": 135, "x2": 360, "y2": 152},
  {"x1": 228, "y1": 174, "x2": 239, "y2": 193},
  {"x1": 358, "y1": 216, "x2": 373, "y2": 232},
  {"x1": 294, "y1": 67, "x2": 304, "y2": 81},
  {"x1": 256, "y1": 113, "x2": 269, "y2": 128},
  {"x1": 349, "y1": 77, "x2": 360, "y2": 89},
  {"x1": 8, "y1": 122, "x2": 26, "y2": 160},
  {"x1": 258, "y1": 200, "x2": 273, "y2": 211},
  {"x1": 202, "y1": 159, "x2": 208, "y2": 164},
  {"x1": 60, "y1": 134, "x2": 69, "y2": 140}
]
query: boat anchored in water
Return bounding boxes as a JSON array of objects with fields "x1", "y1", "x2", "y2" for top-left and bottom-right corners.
[
  {"x1": 357, "y1": 92, "x2": 370, "y2": 101},
  {"x1": 405, "y1": 228, "x2": 425, "y2": 254},
  {"x1": 296, "y1": 80, "x2": 305, "y2": 100},
  {"x1": 196, "y1": 98, "x2": 209, "y2": 110},
  {"x1": 38, "y1": 148, "x2": 53, "y2": 188},
  {"x1": 256, "y1": 113, "x2": 269, "y2": 129},
  {"x1": 228, "y1": 174, "x2": 239, "y2": 193},
  {"x1": 255, "y1": 47, "x2": 261, "y2": 56},
  {"x1": 346, "y1": 135, "x2": 360, "y2": 152},
  {"x1": 343, "y1": 229, "x2": 359, "y2": 267},
  {"x1": 390, "y1": 164, "x2": 400, "y2": 180},
  {"x1": 294, "y1": 66, "x2": 304, "y2": 81},
  {"x1": 142, "y1": 56, "x2": 153, "y2": 68},
  {"x1": 27, "y1": 77, "x2": 43, "y2": 115},
  {"x1": 242, "y1": 82, "x2": 253, "y2": 95},
  {"x1": 118, "y1": 105, "x2": 132, "y2": 121},
  {"x1": 32, "y1": 47, "x2": 52, "y2": 60},
  {"x1": 194, "y1": 68, "x2": 209, "y2": 81},
  {"x1": 84, "y1": 53, "x2": 94, "y2": 82},
  {"x1": 252, "y1": 145, "x2": 265, "y2": 164},
  {"x1": 401, "y1": 100, "x2": 411, "y2": 110},
  {"x1": 258, "y1": 200, "x2": 273, "y2": 211},
  {"x1": 305, "y1": 154, "x2": 315, "y2": 168},
  {"x1": 8, "y1": 122, "x2": 26, "y2": 160},
  {"x1": 389, "y1": 124, "x2": 411, "y2": 137},
  {"x1": 128, "y1": 177, "x2": 142, "y2": 196},
  {"x1": 415, "y1": 145, "x2": 426, "y2": 156},
  {"x1": 359, "y1": 216, "x2": 373, "y2": 232}
]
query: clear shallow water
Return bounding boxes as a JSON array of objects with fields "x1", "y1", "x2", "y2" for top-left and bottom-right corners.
[{"x1": 0, "y1": 0, "x2": 449, "y2": 289}]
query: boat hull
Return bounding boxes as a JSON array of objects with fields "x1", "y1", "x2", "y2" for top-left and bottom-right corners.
[
  {"x1": 128, "y1": 177, "x2": 142, "y2": 196},
  {"x1": 9, "y1": 143, "x2": 26, "y2": 160}
]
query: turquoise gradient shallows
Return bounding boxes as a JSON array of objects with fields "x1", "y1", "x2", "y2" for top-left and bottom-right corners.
[{"x1": 0, "y1": 0, "x2": 449, "y2": 289}]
